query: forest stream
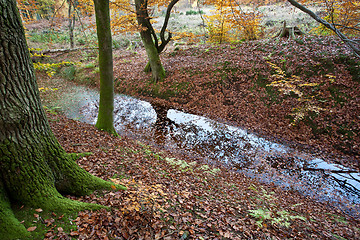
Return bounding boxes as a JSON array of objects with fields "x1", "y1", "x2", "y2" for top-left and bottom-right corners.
[{"x1": 56, "y1": 85, "x2": 360, "y2": 217}]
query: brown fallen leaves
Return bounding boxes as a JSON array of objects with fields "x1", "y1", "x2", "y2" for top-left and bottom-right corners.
[
  {"x1": 34, "y1": 34, "x2": 360, "y2": 239},
  {"x1": 44, "y1": 113, "x2": 360, "y2": 239},
  {"x1": 111, "y1": 36, "x2": 359, "y2": 170}
]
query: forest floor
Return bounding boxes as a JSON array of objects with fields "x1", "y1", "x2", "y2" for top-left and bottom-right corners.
[
  {"x1": 19, "y1": 111, "x2": 358, "y2": 239},
  {"x1": 31, "y1": 33, "x2": 360, "y2": 239},
  {"x1": 47, "y1": 35, "x2": 360, "y2": 170}
]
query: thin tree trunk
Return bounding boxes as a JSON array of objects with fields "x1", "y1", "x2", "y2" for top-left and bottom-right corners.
[
  {"x1": 68, "y1": 0, "x2": 75, "y2": 48},
  {"x1": 93, "y1": 0, "x2": 117, "y2": 134}
]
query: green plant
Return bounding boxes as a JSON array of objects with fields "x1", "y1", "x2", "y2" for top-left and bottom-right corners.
[
  {"x1": 266, "y1": 61, "x2": 326, "y2": 124},
  {"x1": 164, "y1": 157, "x2": 196, "y2": 172},
  {"x1": 82, "y1": 62, "x2": 96, "y2": 69},
  {"x1": 248, "y1": 186, "x2": 306, "y2": 228},
  {"x1": 248, "y1": 208, "x2": 272, "y2": 227},
  {"x1": 185, "y1": 9, "x2": 203, "y2": 15},
  {"x1": 198, "y1": 164, "x2": 221, "y2": 175},
  {"x1": 43, "y1": 105, "x2": 61, "y2": 115},
  {"x1": 92, "y1": 66, "x2": 100, "y2": 74},
  {"x1": 33, "y1": 61, "x2": 78, "y2": 77},
  {"x1": 28, "y1": 30, "x2": 69, "y2": 44},
  {"x1": 62, "y1": 65, "x2": 77, "y2": 81}
]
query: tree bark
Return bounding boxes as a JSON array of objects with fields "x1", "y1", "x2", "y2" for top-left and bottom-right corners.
[
  {"x1": 68, "y1": 0, "x2": 76, "y2": 49},
  {"x1": 0, "y1": 1, "x2": 124, "y2": 238},
  {"x1": 138, "y1": 0, "x2": 179, "y2": 79},
  {"x1": 275, "y1": 21, "x2": 304, "y2": 39},
  {"x1": 135, "y1": 0, "x2": 166, "y2": 82},
  {"x1": 93, "y1": 0, "x2": 117, "y2": 134}
]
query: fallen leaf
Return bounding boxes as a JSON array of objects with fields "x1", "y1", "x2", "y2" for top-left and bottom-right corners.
[
  {"x1": 70, "y1": 231, "x2": 79, "y2": 236},
  {"x1": 27, "y1": 226, "x2": 37, "y2": 232}
]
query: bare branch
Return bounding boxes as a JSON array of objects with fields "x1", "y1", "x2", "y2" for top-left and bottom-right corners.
[
  {"x1": 158, "y1": 0, "x2": 179, "y2": 53},
  {"x1": 287, "y1": 0, "x2": 359, "y2": 58}
]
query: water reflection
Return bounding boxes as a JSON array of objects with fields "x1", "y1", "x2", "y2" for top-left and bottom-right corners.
[{"x1": 58, "y1": 86, "x2": 360, "y2": 217}]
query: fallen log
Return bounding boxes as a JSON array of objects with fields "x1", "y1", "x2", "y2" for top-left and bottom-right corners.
[{"x1": 38, "y1": 47, "x2": 98, "y2": 55}]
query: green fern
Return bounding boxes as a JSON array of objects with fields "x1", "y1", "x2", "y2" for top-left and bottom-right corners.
[{"x1": 248, "y1": 208, "x2": 272, "y2": 227}]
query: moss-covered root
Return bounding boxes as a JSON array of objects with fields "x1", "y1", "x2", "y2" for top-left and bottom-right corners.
[
  {"x1": 144, "y1": 61, "x2": 151, "y2": 73},
  {"x1": 53, "y1": 152, "x2": 126, "y2": 196},
  {"x1": 38, "y1": 194, "x2": 106, "y2": 213},
  {"x1": 0, "y1": 184, "x2": 30, "y2": 240},
  {"x1": 0, "y1": 186, "x2": 106, "y2": 239}
]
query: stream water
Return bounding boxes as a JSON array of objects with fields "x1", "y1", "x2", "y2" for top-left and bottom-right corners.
[{"x1": 57, "y1": 86, "x2": 360, "y2": 217}]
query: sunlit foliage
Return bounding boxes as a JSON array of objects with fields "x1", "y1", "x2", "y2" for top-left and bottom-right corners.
[
  {"x1": 303, "y1": 0, "x2": 360, "y2": 36},
  {"x1": 16, "y1": 0, "x2": 56, "y2": 22},
  {"x1": 202, "y1": 0, "x2": 262, "y2": 43}
]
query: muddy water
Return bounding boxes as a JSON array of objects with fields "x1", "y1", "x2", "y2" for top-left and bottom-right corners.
[{"x1": 57, "y1": 86, "x2": 360, "y2": 217}]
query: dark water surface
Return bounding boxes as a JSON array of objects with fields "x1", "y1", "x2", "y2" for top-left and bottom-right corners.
[{"x1": 57, "y1": 86, "x2": 360, "y2": 217}]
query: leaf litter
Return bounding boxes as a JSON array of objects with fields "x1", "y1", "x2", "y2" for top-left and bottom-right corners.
[
  {"x1": 35, "y1": 35, "x2": 360, "y2": 239},
  {"x1": 44, "y1": 113, "x2": 360, "y2": 239}
]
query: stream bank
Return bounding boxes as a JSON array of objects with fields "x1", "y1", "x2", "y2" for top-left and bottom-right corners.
[{"x1": 53, "y1": 84, "x2": 360, "y2": 218}]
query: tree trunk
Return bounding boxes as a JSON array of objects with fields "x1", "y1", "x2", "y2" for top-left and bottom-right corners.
[
  {"x1": 0, "y1": 1, "x2": 123, "y2": 238},
  {"x1": 93, "y1": 0, "x2": 117, "y2": 134},
  {"x1": 68, "y1": 0, "x2": 75, "y2": 49},
  {"x1": 141, "y1": 0, "x2": 178, "y2": 77},
  {"x1": 135, "y1": 0, "x2": 166, "y2": 82},
  {"x1": 275, "y1": 21, "x2": 304, "y2": 39}
]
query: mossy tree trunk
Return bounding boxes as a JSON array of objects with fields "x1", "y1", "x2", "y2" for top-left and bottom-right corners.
[
  {"x1": 93, "y1": 0, "x2": 117, "y2": 134},
  {"x1": 0, "y1": 1, "x2": 123, "y2": 239},
  {"x1": 135, "y1": 0, "x2": 166, "y2": 82}
]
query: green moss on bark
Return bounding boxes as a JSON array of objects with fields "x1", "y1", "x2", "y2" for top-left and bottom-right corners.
[
  {"x1": 93, "y1": 0, "x2": 117, "y2": 135},
  {"x1": 141, "y1": 33, "x2": 166, "y2": 82},
  {"x1": 0, "y1": 138, "x2": 125, "y2": 238},
  {"x1": 0, "y1": 183, "x2": 30, "y2": 240},
  {"x1": 135, "y1": 0, "x2": 166, "y2": 82}
]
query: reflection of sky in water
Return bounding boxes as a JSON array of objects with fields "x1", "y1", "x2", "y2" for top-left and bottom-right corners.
[{"x1": 58, "y1": 86, "x2": 360, "y2": 217}]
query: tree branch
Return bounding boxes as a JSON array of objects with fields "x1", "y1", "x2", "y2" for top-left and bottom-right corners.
[
  {"x1": 158, "y1": 0, "x2": 179, "y2": 53},
  {"x1": 287, "y1": 0, "x2": 359, "y2": 58}
]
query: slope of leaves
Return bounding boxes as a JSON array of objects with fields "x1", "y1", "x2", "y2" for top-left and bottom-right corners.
[
  {"x1": 24, "y1": 112, "x2": 358, "y2": 239},
  {"x1": 111, "y1": 36, "x2": 359, "y2": 170}
]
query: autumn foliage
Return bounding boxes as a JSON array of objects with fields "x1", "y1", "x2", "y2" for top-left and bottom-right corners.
[
  {"x1": 303, "y1": 0, "x2": 360, "y2": 36},
  {"x1": 203, "y1": 0, "x2": 262, "y2": 43}
]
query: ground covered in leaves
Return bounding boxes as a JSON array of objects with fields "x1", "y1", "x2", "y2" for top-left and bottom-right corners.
[
  {"x1": 38, "y1": 35, "x2": 359, "y2": 170},
  {"x1": 18, "y1": 112, "x2": 358, "y2": 239},
  {"x1": 30, "y1": 34, "x2": 360, "y2": 239},
  {"x1": 107, "y1": 36, "x2": 359, "y2": 170}
]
